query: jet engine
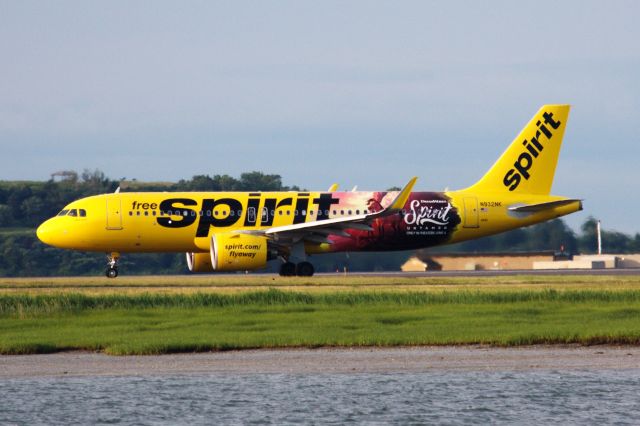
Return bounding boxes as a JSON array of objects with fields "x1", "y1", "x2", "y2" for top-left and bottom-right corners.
[
  {"x1": 186, "y1": 252, "x2": 214, "y2": 273},
  {"x1": 211, "y1": 233, "x2": 272, "y2": 271},
  {"x1": 186, "y1": 233, "x2": 274, "y2": 273}
]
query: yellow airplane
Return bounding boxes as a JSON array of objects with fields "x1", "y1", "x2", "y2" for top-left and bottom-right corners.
[{"x1": 37, "y1": 105, "x2": 582, "y2": 278}]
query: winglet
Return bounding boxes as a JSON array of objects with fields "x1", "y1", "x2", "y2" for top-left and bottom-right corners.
[
  {"x1": 389, "y1": 177, "x2": 417, "y2": 210},
  {"x1": 327, "y1": 183, "x2": 339, "y2": 192}
]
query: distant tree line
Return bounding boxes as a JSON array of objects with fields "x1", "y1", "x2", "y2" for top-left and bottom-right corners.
[
  {"x1": 428, "y1": 217, "x2": 640, "y2": 255},
  {"x1": 0, "y1": 170, "x2": 638, "y2": 276}
]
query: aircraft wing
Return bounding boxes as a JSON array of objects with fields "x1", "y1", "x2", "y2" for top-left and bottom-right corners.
[{"x1": 240, "y1": 177, "x2": 417, "y2": 245}]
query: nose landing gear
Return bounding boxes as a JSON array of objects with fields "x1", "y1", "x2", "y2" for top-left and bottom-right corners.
[{"x1": 106, "y1": 252, "x2": 120, "y2": 278}]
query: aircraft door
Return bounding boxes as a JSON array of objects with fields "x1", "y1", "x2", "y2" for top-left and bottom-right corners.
[
  {"x1": 106, "y1": 195, "x2": 124, "y2": 230},
  {"x1": 463, "y1": 197, "x2": 479, "y2": 228}
]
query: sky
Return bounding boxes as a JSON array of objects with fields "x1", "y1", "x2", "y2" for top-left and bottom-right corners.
[{"x1": 1, "y1": 1, "x2": 639, "y2": 233}]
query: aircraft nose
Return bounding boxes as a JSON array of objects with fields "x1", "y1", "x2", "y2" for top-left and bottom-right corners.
[{"x1": 36, "y1": 220, "x2": 56, "y2": 246}]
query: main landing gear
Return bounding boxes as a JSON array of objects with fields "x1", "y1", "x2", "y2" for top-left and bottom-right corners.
[
  {"x1": 279, "y1": 261, "x2": 315, "y2": 277},
  {"x1": 106, "y1": 252, "x2": 120, "y2": 278}
]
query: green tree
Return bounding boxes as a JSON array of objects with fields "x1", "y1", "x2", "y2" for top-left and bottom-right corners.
[
  {"x1": 0, "y1": 205, "x2": 12, "y2": 226},
  {"x1": 239, "y1": 171, "x2": 283, "y2": 191}
]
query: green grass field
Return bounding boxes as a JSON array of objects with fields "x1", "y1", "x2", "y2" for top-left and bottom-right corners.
[
  {"x1": 2, "y1": 274, "x2": 640, "y2": 294},
  {"x1": 2, "y1": 275, "x2": 640, "y2": 355}
]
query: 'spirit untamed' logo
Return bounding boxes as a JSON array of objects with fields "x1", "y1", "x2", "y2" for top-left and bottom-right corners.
[{"x1": 404, "y1": 199, "x2": 452, "y2": 226}]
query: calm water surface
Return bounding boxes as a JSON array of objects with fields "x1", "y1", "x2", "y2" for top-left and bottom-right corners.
[{"x1": 2, "y1": 370, "x2": 640, "y2": 425}]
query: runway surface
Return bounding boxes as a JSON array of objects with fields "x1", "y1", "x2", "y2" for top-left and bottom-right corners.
[{"x1": 324, "y1": 268, "x2": 640, "y2": 278}]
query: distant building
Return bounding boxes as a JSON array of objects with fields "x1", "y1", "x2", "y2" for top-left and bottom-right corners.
[
  {"x1": 401, "y1": 252, "x2": 640, "y2": 271},
  {"x1": 402, "y1": 251, "x2": 555, "y2": 272}
]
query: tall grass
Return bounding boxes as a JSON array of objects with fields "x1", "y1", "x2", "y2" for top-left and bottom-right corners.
[
  {"x1": 3, "y1": 288, "x2": 640, "y2": 316},
  {"x1": 4, "y1": 288, "x2": 640, "y2": 355}
]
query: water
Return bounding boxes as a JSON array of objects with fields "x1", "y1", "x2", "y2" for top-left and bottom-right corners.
[{"x1": 2, "y1": 370, "x2": 640, "y2": 425}]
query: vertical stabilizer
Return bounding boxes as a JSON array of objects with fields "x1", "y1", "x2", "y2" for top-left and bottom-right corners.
[{"x1": 467, "y1": 105, "x2": 570, "y2": 195}]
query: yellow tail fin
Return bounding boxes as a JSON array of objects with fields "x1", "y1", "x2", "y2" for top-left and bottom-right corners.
[{"x1": 467, "y1": 105, "x2": 570, "y2": 195}]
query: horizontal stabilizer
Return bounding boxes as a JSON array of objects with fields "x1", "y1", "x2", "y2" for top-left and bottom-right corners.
[{"x1": 508, "y1": 199, "x2": 582, "y2": 213}]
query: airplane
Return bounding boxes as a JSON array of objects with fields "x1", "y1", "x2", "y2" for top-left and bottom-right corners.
[{"x1": 36, "y1": 105, "x2": 582, "y2": 278}]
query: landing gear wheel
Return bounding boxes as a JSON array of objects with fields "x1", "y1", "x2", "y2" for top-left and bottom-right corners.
[
  {"x1": 105, "y1": 252, "x2": 120, "y2": 278},
  {"x1": 296, "y1": 261, "x2": 315, "y2": 277},
  {"x1": 279, "y1": 261, "x2": 296, "y2": 277}
]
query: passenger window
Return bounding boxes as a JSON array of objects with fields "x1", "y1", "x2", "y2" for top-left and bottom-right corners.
[
  {"x1": 67, "y1": 209, "x2": 78, "y2": 217},
  {"x1": 79, "y1": 209, "x2": 87, "y2": 217},
  {"x1": 57, "y1": 210, "x2": 69, "y2": 216}
]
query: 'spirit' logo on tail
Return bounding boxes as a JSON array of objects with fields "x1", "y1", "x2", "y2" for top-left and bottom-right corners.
[{"x1": 503, "y1": 111, "x2": 562, "y2": 191}]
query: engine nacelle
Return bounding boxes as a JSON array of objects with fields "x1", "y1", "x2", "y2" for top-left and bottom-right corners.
[
  {"x1": 186, "y1": 252, "x2": 214, "y2": 273},
  {"x1": 211, "y1": 233, "x2": 271, "y2": 271},
  {"x1": 186, "y1": 233, "x2": 272, "y2": 273}
]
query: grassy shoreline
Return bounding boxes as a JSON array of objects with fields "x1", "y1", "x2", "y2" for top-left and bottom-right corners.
[{"x1": 3, "y1": 286, "x2": 640, "y2": 355}]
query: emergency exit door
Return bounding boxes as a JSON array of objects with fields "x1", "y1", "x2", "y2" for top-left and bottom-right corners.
[{"x1": 463, "y1": 197, "x2": 479, "y2": 228}]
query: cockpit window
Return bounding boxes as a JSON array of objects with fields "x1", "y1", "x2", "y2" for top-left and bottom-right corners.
[
  {"x1": 79, "y1": 209, "x2": 87, "y2": 217},
  {"x1": 67, "y1": 209, "x2": 78, "y2": 217},
  {"x1": 57, "y1": 209, "x2": 69, "y2": 216}
]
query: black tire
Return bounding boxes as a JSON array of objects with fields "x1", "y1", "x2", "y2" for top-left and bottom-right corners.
[
  {"x1": 279, "y1": 262, "x2": 296, "y2": 277},
  {"x1": 106, "y1": 267, "x2": 118, "y2": 278},
  {"x1": 295, "y1": 261, "x2": 315, "y2": 277}
]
